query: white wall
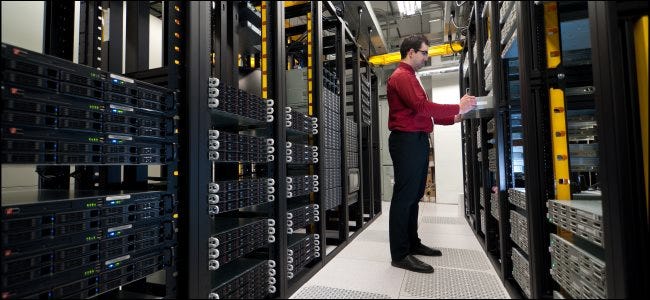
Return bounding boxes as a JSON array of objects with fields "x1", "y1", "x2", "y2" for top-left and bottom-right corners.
[
  {"x1": 149, "y1": 14, "x2": 163, "y2": 69},
  {"x1": 431, "y1": 72, "x2": 464, "y2": 204},
  {"x1": 1, "y1": 1, "x2": 45, "y2": 52}
]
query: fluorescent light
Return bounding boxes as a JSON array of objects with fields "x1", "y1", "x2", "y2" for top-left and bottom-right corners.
[
  {"x1": 397, "y1": 1, "x2": 421, "y2": 16},
  {"x1": 429, "y1": 18, "x2": 441, "y2": 22},
  {"x1": 417, "y1": 66, "x2": 459, "y2": 77}
]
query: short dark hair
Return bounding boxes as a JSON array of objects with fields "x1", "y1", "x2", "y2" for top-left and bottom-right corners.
[{"x1": 400, "y1": 35, "x2": 430, "y2": 59}]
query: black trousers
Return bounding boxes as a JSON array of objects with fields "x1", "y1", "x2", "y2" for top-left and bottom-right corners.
[{"x1": 388, "y1": 130, "x2": 430, "y2": 261}]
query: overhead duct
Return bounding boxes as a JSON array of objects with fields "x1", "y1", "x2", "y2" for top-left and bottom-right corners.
[{"x1": 368, "y1": 41, "x2": 463, "y2": 66}]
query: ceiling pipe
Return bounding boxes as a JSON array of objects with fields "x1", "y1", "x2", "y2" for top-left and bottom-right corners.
[{"x1": 368, "y1": 41, "x2": 463, "y2": 66}]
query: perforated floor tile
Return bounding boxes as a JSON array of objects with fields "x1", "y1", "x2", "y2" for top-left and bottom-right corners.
[
  {"x1": 401, "y1": 267, "x2": 509, "y2": 299},
  {"x1": 415, "y1": 247, "x2": 491, "y2": 271},
  {"x1": 294, "y1": 285, "x2": 392, "y2": 299},
  {"x1": 421, "y1": 216, "x2": 468, "y2": 225}
]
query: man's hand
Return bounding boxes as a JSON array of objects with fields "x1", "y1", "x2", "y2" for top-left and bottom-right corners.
[
  {"x1": 459, "y1": 94, "x2": 477, "y2": 114},
  {"x1": 454, "y1": 114, "x2": 462, "y2": 123}
]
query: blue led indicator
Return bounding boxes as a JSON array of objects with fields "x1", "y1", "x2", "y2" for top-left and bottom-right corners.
[
  {"x1": 113, "y1": 79, "x2": 118, "y2": 83},
  {"x1": 109, "y1": 232, "x2": 115, "y2": 236},
  {"x1": 110, "y1": 201, "x2": 115, "y2": 205},
  {"x1": 108, "y1": 264, "x2": 114, "y2": 268}
]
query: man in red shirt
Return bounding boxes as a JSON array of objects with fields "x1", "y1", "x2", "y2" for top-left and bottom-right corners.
[{"x1": 387, "y1": 35, "x2": 476, "y2": 273}]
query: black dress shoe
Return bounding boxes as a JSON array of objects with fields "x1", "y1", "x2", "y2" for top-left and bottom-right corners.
[
  {"x1": 411, "y1": 243, "x2": 443, "y2": 256},
  {"x1": 391, "y1": 255, "x2": 434, "y2": 273}
]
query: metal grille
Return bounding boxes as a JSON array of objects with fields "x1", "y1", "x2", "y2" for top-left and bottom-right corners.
[
  {"x1": 293, "y1": 286, "x2": 391, "y2": 299},
  {"x1": 421, "y1": 216, "x2": 467, "y2": 225},
  {"x1": 415, "y1": 248, "x2": 491, "y2": 271},
  {"x1": 401, "y1": 267, "x2": 510, "y2": 299}
]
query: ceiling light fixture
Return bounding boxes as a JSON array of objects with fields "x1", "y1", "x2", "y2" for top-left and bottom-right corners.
[{"x1": 396, "y1": 1, "x2": 421, "y2": 16}]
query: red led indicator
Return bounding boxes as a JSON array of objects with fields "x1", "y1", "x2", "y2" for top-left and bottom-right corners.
[{"x1": 3, "y1": 250, "x2": 12, "y2": 257}]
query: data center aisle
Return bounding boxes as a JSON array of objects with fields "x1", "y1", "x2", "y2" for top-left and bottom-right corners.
[{"x1": 290, "y1": 201, "x2": 511, "y2": 299}]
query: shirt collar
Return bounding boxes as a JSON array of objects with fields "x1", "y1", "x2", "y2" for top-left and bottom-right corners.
[{"x1": 398, "y1": 62, "x2": 415, "y2": 74}]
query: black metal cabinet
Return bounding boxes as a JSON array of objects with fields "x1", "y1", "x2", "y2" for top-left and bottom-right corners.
[{"x1": 461, "y1": 1, "x2": 649, "y2": 299}]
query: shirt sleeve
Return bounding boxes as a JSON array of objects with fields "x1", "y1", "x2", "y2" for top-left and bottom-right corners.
[
  {"x1": 394, "y1": 73, "x2": 460, "y2": 119},
  {"x1": 434, "y1": 115, "x2": 456, "y2": 125}
]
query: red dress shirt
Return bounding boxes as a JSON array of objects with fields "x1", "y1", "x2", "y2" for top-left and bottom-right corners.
[{"x1": 387, "y1": 62, "x2": 460, "y2": 132}]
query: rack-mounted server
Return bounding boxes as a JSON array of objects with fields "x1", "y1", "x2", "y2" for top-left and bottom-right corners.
[
  {"x1": 509, "y1": 210, "x2": 529, "y2": 254},
  {"x1": 208, "y1": 218, "x2": 276, "y2": 271},
  {"x1": 209, "y1": 81, "x2": 269, "y2": 123},
  {"x1": 511, "y1": 247, "x2": 531, "y2": 298},
  {"x1": 490, "y1": 192, "x2": 500, "y2": 221},
  {"x1": 321, "y1": 66, "x2": 342, "y2": 210},
  {"x1": 286, "y1": 176, "x2": 319, "y2": 199},
  {"x1": 508, "y1": 188, "x2": 526, "y2": 210},
  {"x1": 207, "y1": 130, "x2": 274, "y2": 164},
  {"x1": 286, "y1": 234, "x2": 319, "y2": 280},
  {"x1": 207, "y1": 178, "x2": 275, "y2": 215},
  {"x1": 1, "y1": 190, "x2": 176, "y2": 299},
  {"x1": 1, "y1": 43, "x2": 176, "y2": 165},
  {"x1": 286, "y1": 107, "x2": 318, "y2": 135},
  {"x1": 286, "y1": 142, "x2": 318, "y2": 165},
  {"x1": 286, "y1": 203, "x2": 319, "y2": 234},
  {"x1": 549, "y1": 233, "x2": 606, "y2": 298},
  {"x1": 208, "y1": 258, "x2": 276, "y2": 299},
  {"x1": 547, "y1": 200, "x2": 603, "y2": 246}
]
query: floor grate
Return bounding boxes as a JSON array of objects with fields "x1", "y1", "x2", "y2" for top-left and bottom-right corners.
[
  {"x1": 421, "y1": 216, "x2": 467, "y2": 225},
  {"x1": 401, "y1": 267, "x2": 510, "y2": 299},
  {"x1": 293, "y1": 285, "x2": 392, "y2": 299},
  {"x1": 415, "y1": 247, "x2": 491, "y2": 271}
]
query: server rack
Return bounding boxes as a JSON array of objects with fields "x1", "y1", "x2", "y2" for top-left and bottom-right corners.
[
  {"x1": 282, "y1": 2, "x2": 323, "y2": 291},
  {"x1": 1, "y1": 1, "x2": 180, "y2": 298},
  {"x1": 185, "y1": 1, "x2": 384, "y2": 298},
  {"x1": 282, "y1": 1, "x2": 383, "y2": 295},
  {"x1": 360, "y1": 57, "x2": 379, "y2": 223},
  {"x1": 1, "y1": 1, "x2": 383, "y2": 299},
  {"x1": 461, "y1": 1, "x2": 649, "y2": 299},
  {"x1": 183, "y1": 1, "x2": 281, "y2": 298}
]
